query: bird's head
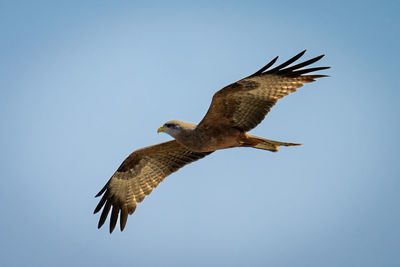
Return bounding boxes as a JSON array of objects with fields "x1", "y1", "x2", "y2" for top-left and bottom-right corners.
[
  {"x1": 157, "y1": 120, "x2": 184, "y2": 137},
  {"x1": 157, "y1": 120, "x2": 196, "y2": 138}
]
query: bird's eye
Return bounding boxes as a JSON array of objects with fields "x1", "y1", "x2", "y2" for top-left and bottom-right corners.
[{"x1": 165, "y1": 123, "x2": 175, "y2": 128}]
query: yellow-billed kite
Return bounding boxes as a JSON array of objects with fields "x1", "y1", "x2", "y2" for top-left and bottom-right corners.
[{"x1": 94, "y1": 50, "x2": 329, "y2": 233}]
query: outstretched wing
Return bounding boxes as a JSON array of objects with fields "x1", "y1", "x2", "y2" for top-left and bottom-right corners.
[
  {"x1": 197, "y1": 50, "x2": 330, "y2": 132},
  {"x1": 94, "y1": 140, "x2": 212, "y2": 233}
]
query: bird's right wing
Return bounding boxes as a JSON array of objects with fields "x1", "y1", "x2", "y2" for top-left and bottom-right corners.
[{"x1": 94, "y1": 140, "x2": 212, "y2": 233}]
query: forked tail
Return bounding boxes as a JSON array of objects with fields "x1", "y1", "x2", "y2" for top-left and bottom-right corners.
[{"x1": 241, "y1": 134, "x2": 301, "y2": 152}]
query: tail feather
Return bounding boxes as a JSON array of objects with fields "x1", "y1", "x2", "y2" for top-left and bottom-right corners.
[{"x1": 241, "y1": 135, "x2": 301, "y2": 152}]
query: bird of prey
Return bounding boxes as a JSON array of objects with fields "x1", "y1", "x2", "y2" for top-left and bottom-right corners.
[{"x1": 94, "y1": 50, "x2": 329, "y2": 233}]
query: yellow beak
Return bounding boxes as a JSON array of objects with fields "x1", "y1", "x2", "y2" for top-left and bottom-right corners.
[{"x1": 157, "y1": 126, "x2": 164, "y2": 133}]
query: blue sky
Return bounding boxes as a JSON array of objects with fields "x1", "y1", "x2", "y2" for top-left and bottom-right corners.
[{"x1": 1, "y1": 1, "x2": 399, "y2": 266}]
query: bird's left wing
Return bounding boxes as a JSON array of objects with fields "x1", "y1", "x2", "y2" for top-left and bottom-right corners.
[
  {"x1": 197, "y1": 50, "x2": 330, "y2": 133},
  {"x1": 94, "y1": 140, "x2": 212, "y2": 233}
]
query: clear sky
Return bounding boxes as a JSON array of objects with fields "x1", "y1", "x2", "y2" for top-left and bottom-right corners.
[{"x1": 1, "y1": 0, "x2": 399, "y2": 266}]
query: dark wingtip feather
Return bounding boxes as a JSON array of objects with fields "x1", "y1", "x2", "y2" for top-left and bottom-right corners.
[
  {"x1": 93, "y1": 192, "x2": 108, "y2": 214},
  {"x1": 268, "y1": 50, "x2": 305, "y2": 71},
  {"x1": 281, "y1": 54, "x2": 325, "y2": 73},
  {"x1": 98, "y1": 201, "x2": 111, "y2": 229},
  {"x1": 109, "y1": 205, "x2": 120, "y2": 233},
  {"x1": 120, "y1": 206, "x2": 128, "y2": 231},
  {"x1": 95, "y1": 181, "x2": 109, "y2": 197},
  {"x1": 248, "y1": 56, "x2": 279, "y2": 77},
  {"x1": 266, "y1": 50, "x2": 307, "y2": 73},
  {"x1": 293, "y1": 66, "x2": 330, "y2": 75},
  {"x1": 248, "y1": 50, "x2": 329, "y2": 79},
  {"x1": 308, "y1": 74, "x2": 330, "y2": 79}
]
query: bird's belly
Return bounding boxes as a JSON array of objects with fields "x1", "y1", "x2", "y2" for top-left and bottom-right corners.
[
  {"x1": 205, "y1": 135, "x2": 240, "y2": 151},
  {"x1": 178, "y1": 129, "x2": 242, "y2": 152}
]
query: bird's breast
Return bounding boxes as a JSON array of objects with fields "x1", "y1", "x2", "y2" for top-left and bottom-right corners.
[{"x1": 175, "y1": 127, "x2": 242, "y2": 152}]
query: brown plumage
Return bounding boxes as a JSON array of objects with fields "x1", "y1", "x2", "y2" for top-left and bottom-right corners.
[
  {"x1": 94, "y1": 141, "x2": 211, "y2": 233},
  {"x1": 94, "y1": 50, "x2": 329, "y2": 233}
]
